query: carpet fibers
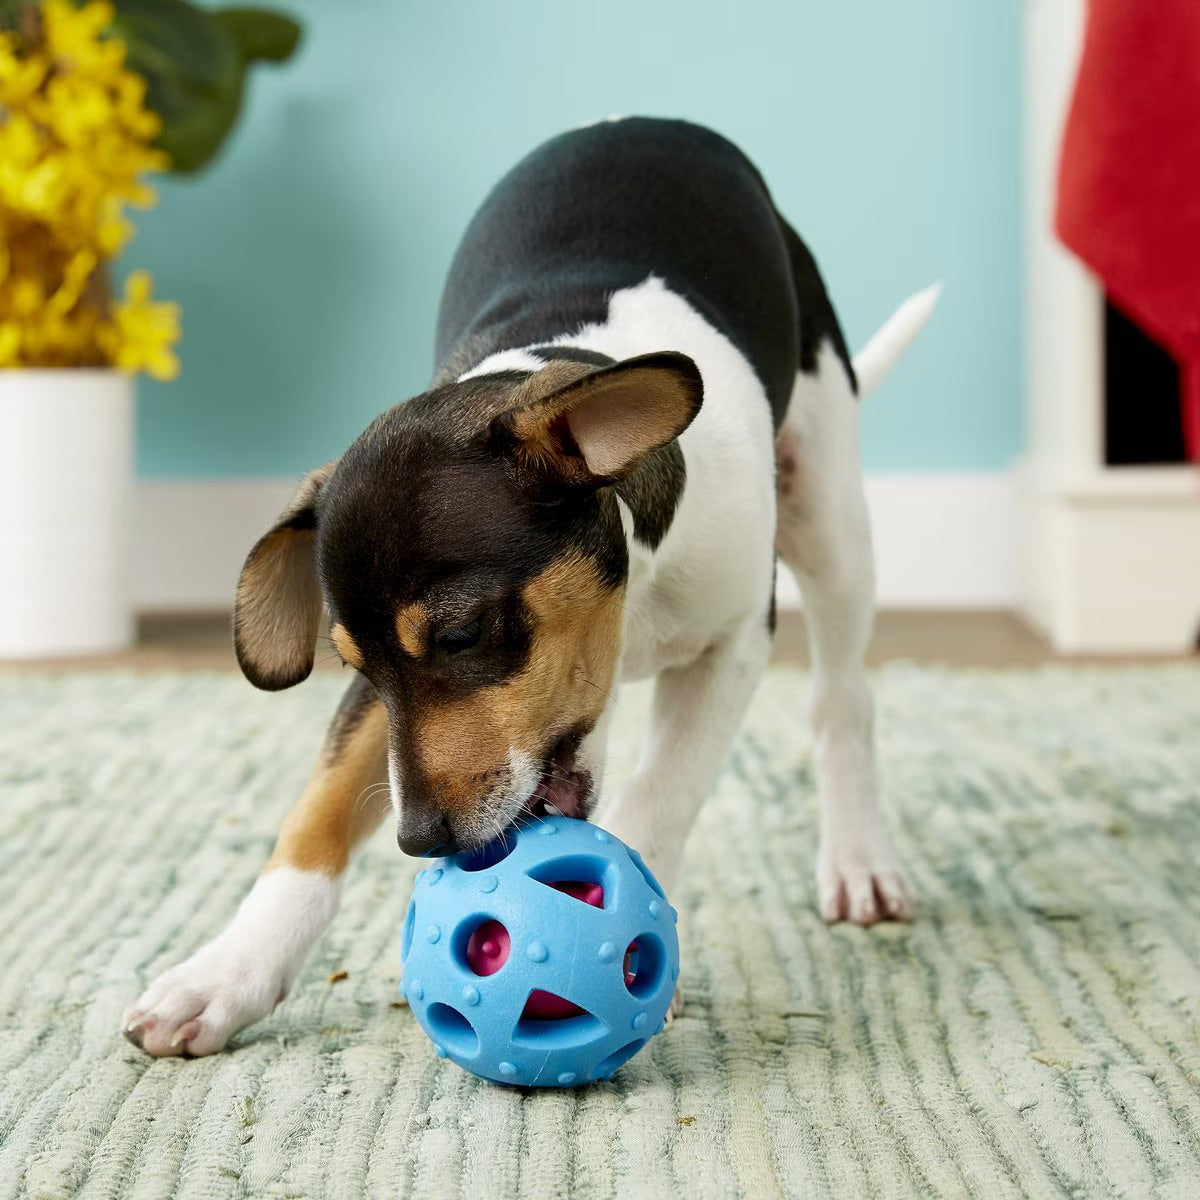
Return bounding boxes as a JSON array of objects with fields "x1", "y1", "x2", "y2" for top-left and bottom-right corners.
[{"x1": 2, "y1": 665, "x2": 1199, "y2": 1199}]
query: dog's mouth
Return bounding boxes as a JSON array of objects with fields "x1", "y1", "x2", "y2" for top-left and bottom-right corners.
[{"x1": 522, "y1": 730, "x2": 592, "y2": 821}]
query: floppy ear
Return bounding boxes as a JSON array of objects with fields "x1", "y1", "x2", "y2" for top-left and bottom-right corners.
[
  {"x1": 233, "y1": 461, "x2": 336, "y2": 691},
  {"x1": 497, "y1": 352, "x2": 703, "y2": 488}
]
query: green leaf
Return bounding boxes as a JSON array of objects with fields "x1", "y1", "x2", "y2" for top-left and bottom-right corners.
[
  {"x1": 0, "y1": 1, "x2": 41, "y2": 42},
  {"x1": 215, "y1": 8, "x2": 302, "y2": 64},
  {"x1": 110, "y1": 0, "x2": 302, "y2": 175},
  {"x1": 0, "y1": 2, "x2": 25, "y2": 35}
]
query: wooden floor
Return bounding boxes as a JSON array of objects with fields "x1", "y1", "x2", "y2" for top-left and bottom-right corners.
[{"x1": 4, "y1": 609, "x2": 1161, "y2": 672}]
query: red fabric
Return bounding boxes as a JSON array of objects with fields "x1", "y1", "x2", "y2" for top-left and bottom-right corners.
[{"x1": 1055, "y1": 0, "x2": 1200, "y2": 460}]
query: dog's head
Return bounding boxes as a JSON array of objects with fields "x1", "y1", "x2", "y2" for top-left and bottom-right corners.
[{"x1": 233, "y1": 353, "x2": 702, "y2": 854}]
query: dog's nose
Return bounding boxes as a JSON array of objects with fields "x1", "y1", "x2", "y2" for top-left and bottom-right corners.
[{"x1": 397, "y1": 813, "x2": 456, "y2": 858}]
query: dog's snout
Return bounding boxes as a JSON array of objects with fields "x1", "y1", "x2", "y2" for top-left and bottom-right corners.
[{"x1": 397, "y1": 812, "x2": 456, "y2": 858}]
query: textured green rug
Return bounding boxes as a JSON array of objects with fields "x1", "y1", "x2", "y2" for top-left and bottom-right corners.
[{"x1": 2, "y1": 665, "x2": 1200, "y2": 1199}]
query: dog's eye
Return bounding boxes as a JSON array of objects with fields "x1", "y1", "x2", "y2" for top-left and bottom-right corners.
[{"x1": 435, "y1": 615, "x2": 483, "y2": 654}]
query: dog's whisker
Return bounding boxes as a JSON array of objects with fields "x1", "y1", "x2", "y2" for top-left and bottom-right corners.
[
  {"x1": 536, "y1": 763, "x2": 581, "y2": 787},
  {"x1": 577, "y1": 675, "x2": 616, "y2": 705},
  {"x1": 354, "y1": 782, "x2": 391, "y2": 814}
]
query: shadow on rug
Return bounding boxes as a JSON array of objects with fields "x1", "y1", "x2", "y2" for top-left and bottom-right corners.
[{"x1": 1, "y1": 665, "x2": 1199, "y2": 1199}]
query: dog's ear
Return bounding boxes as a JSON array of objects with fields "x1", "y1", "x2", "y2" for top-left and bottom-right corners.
[
  {"x1": 233, "y1": 462, "x2": 336, "y2": 691},
  {"x1": 496, "y1": 352, "x2": 703, "y2": 488}
]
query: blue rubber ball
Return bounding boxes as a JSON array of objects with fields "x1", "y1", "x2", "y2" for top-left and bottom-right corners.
[{"x1": 401, "y1": 816, "x2": 680, "y2": 1087}]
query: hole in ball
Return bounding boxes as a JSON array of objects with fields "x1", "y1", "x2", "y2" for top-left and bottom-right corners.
[
  {"x1": 624, "y1": 933, "x2": 667, "y2": 999},
  {"x1": 513, "y1": 1003, "x2": 605, "y2": 1048},
  {"x1": 527, "y1": 854, "x2": 616, "y2": 909},
  {"x1": 401, "y1": 899, "x2": 416, "y2": 963},
  {"x1": 461, "y1": 918, "x2": 510, "y2": 976},
  {"x1": 424, "y1": 1003, "x2": 479, "y2": 1058},
  {"x1": 523, "y1": 988, "x2": 584, "y2": 1020},
  {"x1": 591, "y1": 1038, "x2": 647, "y2": 1080},
  {"x1": 454, "y1": 831, "x2": 516, "y2": 872},
  {"x1": 552, "y1": 880, "x2": 605, "y2": 906}
]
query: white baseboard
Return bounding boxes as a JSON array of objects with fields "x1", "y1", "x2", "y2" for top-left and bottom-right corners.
[
  {"x1": 778, "y1": 471, "x2": 1018, "y2": 609},
  {"x1": 133, "y1": 472, "x2": 1018, "y2": 612},
  {"x1": 133, "y1": 479, "x2": 295, "y2": 611}
]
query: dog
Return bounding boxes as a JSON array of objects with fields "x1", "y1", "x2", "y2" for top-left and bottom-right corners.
[{"x1": 124, "y1": 117, "x2": 935, "y2": 1056}]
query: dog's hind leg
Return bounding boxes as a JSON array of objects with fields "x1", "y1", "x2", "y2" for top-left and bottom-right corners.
[
  {"x1": 123, "y1": 673, "x2": 389, "y2": 1056},
  {"x1": 775, "y1": 347, "x2": 913, "y2": 924}
]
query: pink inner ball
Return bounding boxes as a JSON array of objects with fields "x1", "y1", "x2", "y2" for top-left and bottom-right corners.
[
  {"x1": 551, "y1": 880, "x2": 605, "y2": 908},
  {"x1": 463, "y1": 879, "x2": 635, "y2": 1020},
  {"x1": 465, "y1": 919, "x2": 510, "y2": 977}
]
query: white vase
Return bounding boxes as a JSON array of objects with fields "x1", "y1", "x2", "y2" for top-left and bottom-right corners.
[{"x1": 0, "y1": 369, "x2": 135, "y2": 658}]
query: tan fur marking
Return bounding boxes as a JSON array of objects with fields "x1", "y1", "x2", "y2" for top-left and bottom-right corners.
[
  {"x1": 508, "y1": 362, "x2": 597, "y2": 483},
  {"x1": 395, "y1": 601, "x2": 429, "y2": 658},
  {"x1": 416, "y1": 554, "x2": 623, "y2": 810},
  {"x1": 509, "y1": 361, "x2": 593, "y2": 441},
  {"x1": 235, "y1": 528, "x2": 322, "y2": 681},
  {"x1": 329, "y1": 624, "x2": 363, "y2": 670},
  {"x1": 266, "y1": 701, "x2": 389, "y2": 876}
]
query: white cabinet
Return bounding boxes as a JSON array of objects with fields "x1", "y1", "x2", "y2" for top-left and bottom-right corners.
[{"x1": 1020, "y1": 0, "x2": 1200, "y2": 652}]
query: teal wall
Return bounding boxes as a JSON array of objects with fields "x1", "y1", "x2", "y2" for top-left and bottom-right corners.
[{"x1": 134, "y1": 0, "x2": 1023, "y2": 478}]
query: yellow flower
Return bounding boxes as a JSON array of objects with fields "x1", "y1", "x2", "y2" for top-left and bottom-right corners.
[
  {"x1": 0, "y1": 1, "x2": 180, "y2": 375},
  {"x1": 114, "y1": 71, "x2": 161, "y2": 141},
  {"x1": 96, "y1": 199, "x2": 133, "y2": 256},
  {"x1": 0, "y1": 34, "x2": 48, "y2": 105},
  {"x1": 48, "y1": 248, "x2": 98, "y2": 315},
  {"x1": 39, "y1": 73, "x2": 116, "y2": 146},
  {"x1": 42, "y1": 0, "x2": 124, "y2": 76},
  {"x1": 10, "y1": 274, "x2": 45, "y2": 317},
  {"x1": 0, "y1": 322, "x2": 21, "y2": 365},
  {"x1": 105, "y1": 270, "x2": 181, "y2": 381}
]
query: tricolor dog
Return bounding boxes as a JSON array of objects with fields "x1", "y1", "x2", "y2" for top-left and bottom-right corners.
[{"x1": 125, "y1": 117, "x2": 935, "y2": 1056}]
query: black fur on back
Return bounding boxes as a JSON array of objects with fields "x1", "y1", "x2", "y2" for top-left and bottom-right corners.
[{"x1": 435, "y1": 117, "x2": 855, "y2": 426}]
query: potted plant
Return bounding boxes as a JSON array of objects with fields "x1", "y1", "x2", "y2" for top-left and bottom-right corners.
[{"x1": 0, "y1": 0, "x2": 299, "y2": 658}]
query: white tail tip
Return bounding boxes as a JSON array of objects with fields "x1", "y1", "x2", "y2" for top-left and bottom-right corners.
[{"x1": 853, "y1": 282, "x2": 942, "y2": 399}]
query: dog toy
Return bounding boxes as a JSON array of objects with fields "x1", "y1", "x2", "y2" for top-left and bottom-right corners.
[{"x1": 400, "y1": 815, "x2": 680, "y2": 1087}]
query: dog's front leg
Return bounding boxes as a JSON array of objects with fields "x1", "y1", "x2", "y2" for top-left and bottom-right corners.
[
  {"x1": 603, "y1": 617, "x2": 772, "y2": 901},
  {"x1": 602, "y1": 618, "x2": 770, "y2": 1016},
  {"x1": 124, "y1": 675, "x2": 388, "y2": 1057}
]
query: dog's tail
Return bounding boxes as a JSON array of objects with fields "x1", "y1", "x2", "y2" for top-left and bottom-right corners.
[{"x1": 853, "y1": 283, "x2": 941, "y2": 398}]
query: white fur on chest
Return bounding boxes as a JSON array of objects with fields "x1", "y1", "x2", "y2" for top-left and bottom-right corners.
[{"x1": 463, "y1": 275, "x2": 779, "y2": 679}]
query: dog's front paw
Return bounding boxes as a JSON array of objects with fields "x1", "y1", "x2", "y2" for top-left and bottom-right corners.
[
  {"x1": 817, "y1": 835, "x2": 913, "y2": 926},
  {"x1": 123, "y1": 941, "x2": 285, "y2": 1057}
]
